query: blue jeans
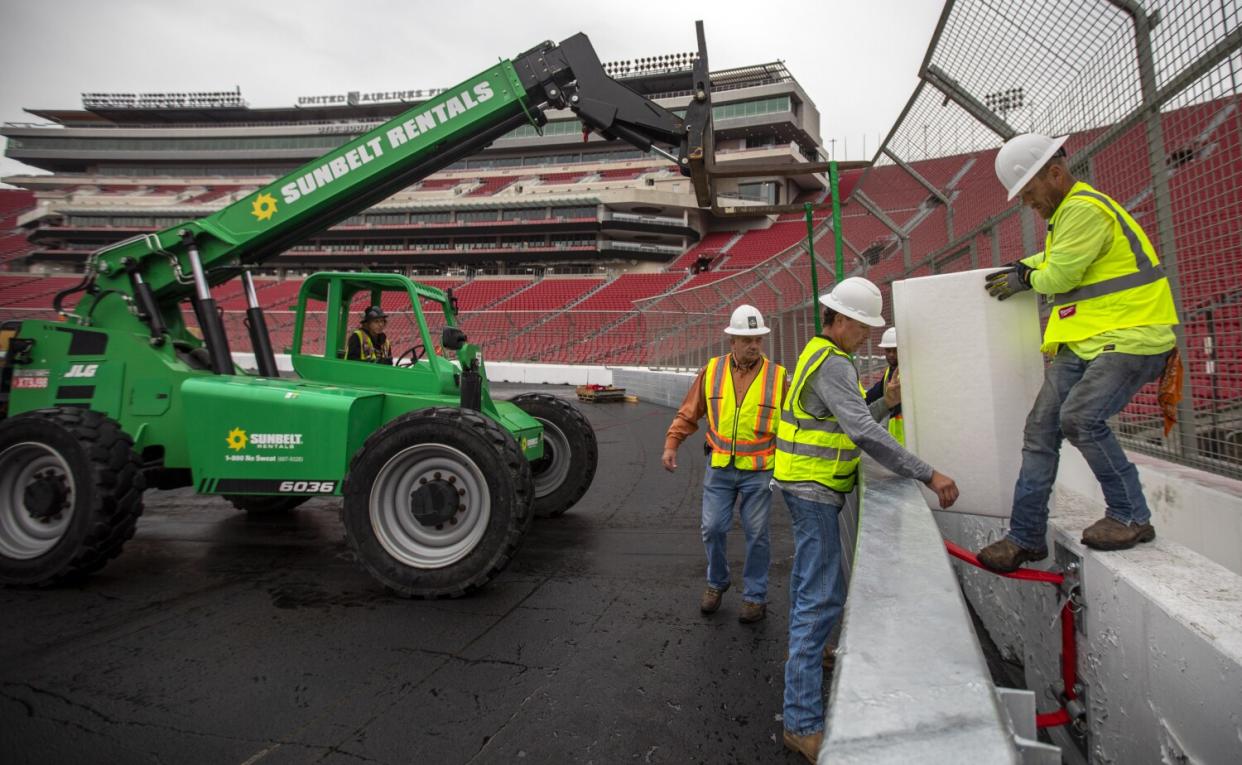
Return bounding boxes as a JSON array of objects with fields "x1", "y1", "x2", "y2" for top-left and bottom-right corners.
[
  {"x1": 1008, "y1": 347, "x2": 1171, "y2": 551},
  {"x1": 782, "y1": 490, "x2": 846, "y2": 736},
  {"x1": 701, "y1": 465, "x2": 773, "y2": 603}
]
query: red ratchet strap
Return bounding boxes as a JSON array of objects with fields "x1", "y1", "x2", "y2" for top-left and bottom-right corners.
[{"x1": 944, "y1": 540, "x2": 1079, "y2": 730}]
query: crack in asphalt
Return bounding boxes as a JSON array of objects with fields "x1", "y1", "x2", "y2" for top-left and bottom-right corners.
[
  {"x1": 459, "y1": 591, "x2": 622, "y2": 763},
  {"x1": 394, "y1": 646, "x2": 549, "y2": 674}
]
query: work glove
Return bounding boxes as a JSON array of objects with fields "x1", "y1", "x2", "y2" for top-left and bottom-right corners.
[{"x1": 984, "y1": 262, "x2": 1033, "y2": 301}]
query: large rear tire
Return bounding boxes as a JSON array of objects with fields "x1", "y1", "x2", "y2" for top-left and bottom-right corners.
[
  {"x1": 341, "y1": 407, "x2": 533, "y2": 598},
  {"x1": 511, "y1": 393, "x2": 598, "y2": 518},
  {"x1": 0, "y1": 408, "x2": 145, "y2": 586}
]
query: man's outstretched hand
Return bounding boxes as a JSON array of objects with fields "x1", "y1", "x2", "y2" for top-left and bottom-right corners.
[{"x1": 925, "y1": 470, "x2": 960, "y2": 508}]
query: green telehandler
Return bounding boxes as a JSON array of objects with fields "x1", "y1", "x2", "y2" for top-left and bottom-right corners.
[{"x1": 0, "y1": 28, "x2": 716, "y2": 597}]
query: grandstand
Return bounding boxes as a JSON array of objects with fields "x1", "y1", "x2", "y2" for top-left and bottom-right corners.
[
  {"x1": 2, "y1": 92, "x2": 1238, "y2": 372},
  {"x1": 1, "y1": 57, "x2": 842, "y2": 359}
]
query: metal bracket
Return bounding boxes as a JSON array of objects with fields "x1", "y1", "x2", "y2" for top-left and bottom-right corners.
[
  {"x1": 1054, "y1": 542, "x2": 1085, "y2": 634},
  {"x1": 996, "y1": 687, "x2": 1062, "y2": 764}
]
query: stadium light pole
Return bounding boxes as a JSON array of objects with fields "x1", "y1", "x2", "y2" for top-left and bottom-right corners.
[
  {"x1": 806, "y1": 160, "x2": 846, "y2": 336},
  {"x1": 805, "y1": 201, "x2": 821, "y2": 334}
]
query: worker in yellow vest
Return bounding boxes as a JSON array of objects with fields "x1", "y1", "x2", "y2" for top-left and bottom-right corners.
[
  {"x1": 775, "y1": 278, "x2": 959, "y2": 761},
  {"x1": 978, "y1": 134, "x2": 1181, "y2": 573},
  {"x1": 864, "y1": 327, "x2": 903, "y2": 445},
  {"x1": 662, "y1": 305, "x2": 787, "y2": 625},
  {"x1": 346, "y1": 305, "x2": 393, "y2": 364}
]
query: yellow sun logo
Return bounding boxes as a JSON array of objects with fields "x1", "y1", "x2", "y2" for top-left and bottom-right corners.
[
  {"x1": 226, "y1": 427, "x2": 248, "y2": 451},
  {"x1": 250, "y1": 193, "x2": 277, "y2": 221}
]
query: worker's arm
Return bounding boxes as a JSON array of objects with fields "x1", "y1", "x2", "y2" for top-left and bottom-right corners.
[
  {"x1": 864, "y1": 376, "x2": 884, "y2": 404},
  {"x1": 662, "y1": 368, "x2": 709, "y2": 471},
  {"x1": 809, "y1": 358, "x2": 957, "y2": 506},
  {"x1": 808, "y1": 357, "x2": 932, "y2": 482},
  {"x1": 864, "y1": 376, "x2": 890, "y2": 422},
  {"x1": 1024, "y1": 203, "x2": 1113, "y2": 295}
]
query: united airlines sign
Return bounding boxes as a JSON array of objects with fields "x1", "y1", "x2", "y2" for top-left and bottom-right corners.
[{"x1": 296, "y1": 88, "x2": 446, "y2": 107}]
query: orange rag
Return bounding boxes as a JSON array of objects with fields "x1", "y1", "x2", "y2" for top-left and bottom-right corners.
[{"x1": 1158, "y1": 348, "x2": 1184, "y2": 437}]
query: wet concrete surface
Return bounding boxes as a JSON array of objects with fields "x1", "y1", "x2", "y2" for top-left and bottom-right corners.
[{"x1": 0, "y1": 385, "x2": 813, "y2": 764}]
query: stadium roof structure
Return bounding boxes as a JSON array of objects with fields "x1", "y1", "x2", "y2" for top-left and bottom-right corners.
[{"x1": 20, "y1": 62, "x2": 799, "y2": 129}]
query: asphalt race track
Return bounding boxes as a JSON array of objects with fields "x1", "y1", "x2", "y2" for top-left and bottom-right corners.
[{"x1": 0, "y1": 385, "x2": 813, "y2": 764}]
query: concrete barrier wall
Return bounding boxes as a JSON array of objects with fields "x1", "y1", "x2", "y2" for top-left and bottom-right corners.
[
  {"x1": 232, "y1": 353, "x2": 616, "y2": 387},
  {"x1": 937, "y1": 487, "x2": 1242, "y2": 764},
  {"x1": 484, "y1": 361, "x2": 613, "y2": 386},
  {"x1": 1057, "y1": 447, "x2": 1242, "y2": 576},
  {"x1": 824, "y1": 466, "x2": 1020, "y2": 763},
  {"x1": 611, "y1": 367, "x2": 696, "y2": 409}
]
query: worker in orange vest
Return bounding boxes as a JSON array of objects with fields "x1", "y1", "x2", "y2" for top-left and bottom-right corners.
[{"x1": 663, "y1": 305, "x2": 788, "y2": 624}]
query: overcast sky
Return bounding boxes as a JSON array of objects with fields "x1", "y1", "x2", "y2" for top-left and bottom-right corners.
[{"x1": 0, "y1": 0, "x2": 945, "y2": 183}]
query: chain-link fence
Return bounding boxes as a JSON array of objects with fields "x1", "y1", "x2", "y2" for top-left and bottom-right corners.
[
  {"x1": 631, "y1": 0, "x2": 1241, "y2": 478},
  {"x1": 845, "y1": 0, "x2": 1242, "y2": 477}
]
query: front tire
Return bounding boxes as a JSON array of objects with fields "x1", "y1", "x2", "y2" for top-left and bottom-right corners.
[
  {"x1": 511, "y1": 393, "x2": 598, "y2": 518},
  {"x1": 341, "y1": 407, "x2": 532, "y2": 598},
  {"x1": 0, "y1": 408, "x2": 145, "y2": 586}
]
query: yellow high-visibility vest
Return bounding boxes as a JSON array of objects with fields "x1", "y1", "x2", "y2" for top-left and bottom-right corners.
[
  {"x1": 883, "y1": 366, "x2": 904, "y2": 446},
  {"x1": 774, "y1": 337, "x2": 865, "y2": 492},
  {"x1": 703, "y1": 355, "x2": 786, "y2": 471},
  {"x1": 1034, "y1": 181, "x2": 1179, "y2": 352},
  {"x1": 352, "y1": 329, "x2": 391, "y2": 362}
]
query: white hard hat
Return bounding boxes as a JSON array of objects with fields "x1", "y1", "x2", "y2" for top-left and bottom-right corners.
[
  {"x1": 818, "y1": 277, "x2": 885, "y2": 328},
  {"x1": 724, "y1": 304, "x2": 770, "y2": 336},
  {"x1": 878, "y1": 327, "x2": 897, "y2": 348},
  {"x1": 994, "y1": 133, "x2": 1069, "y2": 200}
]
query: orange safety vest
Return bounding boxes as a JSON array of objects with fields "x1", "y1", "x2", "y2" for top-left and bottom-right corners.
[{"x1": 703, "y1": 355, "x2": 786, "y2": 471}]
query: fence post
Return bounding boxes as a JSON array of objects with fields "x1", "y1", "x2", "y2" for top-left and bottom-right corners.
[
  {"x1": 806, "y1": 202, "x2": 822, "y2": 335},
  {"x1": 1112, "y1": 0, "x2": 1199, "y2": 460}
]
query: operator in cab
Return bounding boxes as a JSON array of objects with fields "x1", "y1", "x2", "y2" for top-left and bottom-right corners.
[{"x1": 346, "y1": 305, "x2": 393, "y2": 364}]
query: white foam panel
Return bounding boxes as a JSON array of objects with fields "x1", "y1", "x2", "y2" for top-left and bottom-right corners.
[{"x1": 892, "y1": 269, "x2": 1044, "y2": 516}]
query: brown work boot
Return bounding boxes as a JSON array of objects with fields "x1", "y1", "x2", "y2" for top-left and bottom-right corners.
[
  {"x1": 738, "y1": 601, "x2": 766, "y2": 624},
  {"x1": 977, "y1": 538, "x2": 1048, "y2": 573},
  {"x1": 700, "y1": 582, "x2": 730, "y2": 614},
  {"x1": 1081, "y1": 516, "x2": 1156, "y2": 550},
  {"x1": 782, "y1": 729, "x2": 823, "y2": 763}
]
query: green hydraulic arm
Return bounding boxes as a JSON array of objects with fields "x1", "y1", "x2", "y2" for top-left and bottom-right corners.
[{"x1": 54, "y1": 34, "x2": 694, "y2": 372}]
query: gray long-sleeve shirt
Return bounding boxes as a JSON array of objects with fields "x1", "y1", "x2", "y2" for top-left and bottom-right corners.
[{"x1": 774, "y1": 354, "x2": 934, "y2": 506}]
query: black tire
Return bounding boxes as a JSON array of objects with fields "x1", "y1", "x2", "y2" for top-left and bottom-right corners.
[
  {"x1": 224, "y1": 495, "x2": 309, "y2": 514},
  {"x1": 510, "y1": 393, "x2": 598, "y2": 518},
  {"x1": 341, "y1": 407, "x2": 533, "y2": 598},
  {"x1": 0, "y1": 408, "x2": 145, "y2": 586}
]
